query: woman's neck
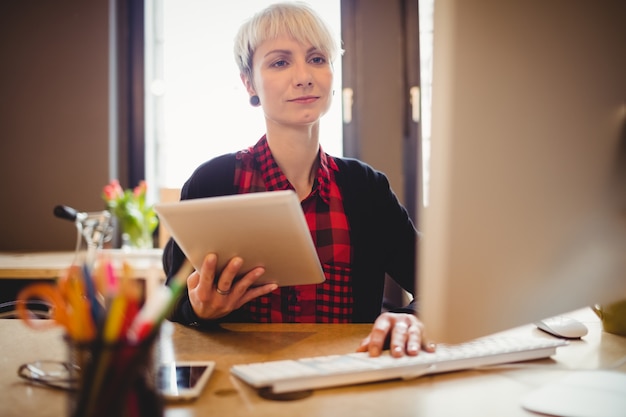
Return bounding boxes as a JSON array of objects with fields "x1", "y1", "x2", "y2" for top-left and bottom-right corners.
[{"x1": 266, "y1": 123, "x2": 320, "y2": 200}]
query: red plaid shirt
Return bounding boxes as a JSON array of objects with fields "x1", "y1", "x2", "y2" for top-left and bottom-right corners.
[{"x1": 233, "y1": 136, "x2": 354, "y2": 323}]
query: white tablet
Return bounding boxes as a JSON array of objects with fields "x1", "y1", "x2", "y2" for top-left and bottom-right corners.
[{"x1": 154, "y1": 190, "x2": 325, "y2": 287}]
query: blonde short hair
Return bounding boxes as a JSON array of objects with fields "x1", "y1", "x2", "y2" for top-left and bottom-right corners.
[{"x1": 234, "y1": 2, "x2": 341, "y2": 79}]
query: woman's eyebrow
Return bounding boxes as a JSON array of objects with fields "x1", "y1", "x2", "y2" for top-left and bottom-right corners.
[
  {"x1": 264, "y1": 49, "x2": 292, "y2": 58},
  {"x1": 263, "y1": 46, "x2": 320, "y2": 58}
]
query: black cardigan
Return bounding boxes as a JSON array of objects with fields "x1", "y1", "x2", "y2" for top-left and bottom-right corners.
[{"x1": 163, "y1": 153, "x2": 418, "y2": 325}]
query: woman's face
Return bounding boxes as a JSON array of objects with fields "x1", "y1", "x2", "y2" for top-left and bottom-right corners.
[{"x1": 245, "y1": 35, "x2": 333, "y2": 129}]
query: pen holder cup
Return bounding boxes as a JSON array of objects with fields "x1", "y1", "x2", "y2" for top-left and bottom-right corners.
[{"x1": 66, "y1": 334, "x2": 164, "y2": 417}]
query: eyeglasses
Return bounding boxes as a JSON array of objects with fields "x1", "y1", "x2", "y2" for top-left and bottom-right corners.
[{"x1": 17, "y1": 360, "x2": 79, "y2": 391}]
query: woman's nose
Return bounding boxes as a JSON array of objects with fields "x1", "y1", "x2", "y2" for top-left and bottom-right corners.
[{"x1": 293, "y1": 62, "x2": 313, "y2": 87}]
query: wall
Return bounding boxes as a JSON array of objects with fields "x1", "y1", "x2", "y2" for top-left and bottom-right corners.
[{"x1": 0, "y1": 1, "x2": 110, "y2": 251}]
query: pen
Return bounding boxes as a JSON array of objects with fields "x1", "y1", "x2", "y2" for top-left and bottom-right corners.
[
  {"x1": 117, "y1": 262, "x2": 141, "y2": 341},
  {"x1": 99, "y1": 261, "x2": 125, "y2": 342},
  {"x1": 81, "y1": 263, "x2": 104, "y2": 329},
  {"x1": 103, "y1": 293, "x2": 127, "y2": 343},
  {"x1": 126, "y1": 261, "x2": 193, "y2": 344},
  {"x1": 126, "y1": 286, "x2": 171, "y2": 343}
]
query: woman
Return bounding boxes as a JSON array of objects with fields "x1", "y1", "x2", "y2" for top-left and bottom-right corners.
[{"x1": 164, "y1": 2, "x2": 434, "y2": 357}]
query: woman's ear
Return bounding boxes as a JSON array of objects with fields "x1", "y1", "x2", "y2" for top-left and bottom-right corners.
[{"x1": 240, "y1": 73, "x2": 256, "y2": 96}]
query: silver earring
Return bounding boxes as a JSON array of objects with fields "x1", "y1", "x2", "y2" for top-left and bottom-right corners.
[{"x1": 249, "y1": 95, "x2": 260, "y2": 106}]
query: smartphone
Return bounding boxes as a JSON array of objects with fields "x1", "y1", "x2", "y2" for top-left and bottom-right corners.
[{"x1": 157, "y1": 361, "x2": 215, "y2": 401}]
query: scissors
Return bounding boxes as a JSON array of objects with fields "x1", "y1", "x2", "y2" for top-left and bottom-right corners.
[{"x1": 16, "y1": 265, "x2": 96, "y2": 342}]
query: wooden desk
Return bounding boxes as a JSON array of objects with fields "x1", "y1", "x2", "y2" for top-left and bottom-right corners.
[
  {"x1": 0, "y1": 250, "x2": 164, "y2": 279},
  {"x1": 0, "y1": 250, "x2": 165, "y2": 301},
  {"x1": 0, "y1": 251, "x2": 76, "y2": 279},
  {"x1": 0, "y1": 309, "x2": 624, "y2": 417}
]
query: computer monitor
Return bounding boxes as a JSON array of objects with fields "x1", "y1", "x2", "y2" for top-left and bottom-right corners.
[{"x1": 418, "y1": 0, "x2": 626, "y2": 344}]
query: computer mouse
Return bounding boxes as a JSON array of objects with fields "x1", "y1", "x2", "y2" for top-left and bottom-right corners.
[{"x1": 534, "y1": 316, "x2": 588, "y2": 339}]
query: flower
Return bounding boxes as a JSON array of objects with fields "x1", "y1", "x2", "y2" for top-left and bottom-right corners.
[{"x1": 102, "y1": 179, "x2": 159, "y2": 248}]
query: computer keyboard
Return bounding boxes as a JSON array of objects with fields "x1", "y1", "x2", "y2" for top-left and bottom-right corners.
[{"x1": 231, "y1": 336, "x2": 568, "y2": 393}]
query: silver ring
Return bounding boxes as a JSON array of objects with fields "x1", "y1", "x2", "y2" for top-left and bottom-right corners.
[{"x1": 215, "y1": 287, "x2": 232, "y2": 296}]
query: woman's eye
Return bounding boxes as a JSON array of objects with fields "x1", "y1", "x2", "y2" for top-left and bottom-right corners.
[
  {"x1": 271, "y1": 59, "x2": 288, "y2": 68},
  {"x1": 310, "y1": 56, "x2": 326, "y2": 65}
]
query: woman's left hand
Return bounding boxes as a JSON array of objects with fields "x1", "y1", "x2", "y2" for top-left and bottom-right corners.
[{"x1": 356, "y1": 312, "x2": 436, "y2": 357}]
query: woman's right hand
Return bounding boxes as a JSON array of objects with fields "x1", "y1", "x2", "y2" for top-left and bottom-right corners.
[{"x1": 186, "y1": 253, "x2": 277, "y2": 320}]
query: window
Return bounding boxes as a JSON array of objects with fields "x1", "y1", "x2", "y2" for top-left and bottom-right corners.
[{"x1": 144, "y1": 0, "x2": 343, "y2": 203}]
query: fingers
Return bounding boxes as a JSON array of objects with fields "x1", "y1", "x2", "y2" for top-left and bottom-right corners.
[
  {"x1": 188, "y1": 253, "x2": 277, "y2": 320},
  {"x1": 359, "y1": 315, "x2": 392, "y2": 357},
  {"x1": 214, "y1": 256, "x2": 243, "y2": 294},
  {"x1": 193, "y1": 254, "x2": 246, "y2": 295},
  {"x1": 193, "y1": 253, "x2": 218, "y2": 293},
  {"x1": 231, "y1": 278, "x2": 277, "y2": 308},
  {"x1": 357, "y1": 313, "x2": 436, "y2": 357},
  {"x1": 390, "y1": 320, "x2": 420, "y2": 357}
]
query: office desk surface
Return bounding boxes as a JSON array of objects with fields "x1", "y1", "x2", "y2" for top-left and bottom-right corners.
[
  {"x1": 0, "y1": 250, "x2": 164, "y2": 279},
  {"x1": 1, "y1": 309, "x2": 624, "y2": 417},
  {"x1": 0, "y1": 251, "x2": 76, "y2": 279},
  {"x1": 0, "y1": 250, "x2": 165, "y2": 301}
]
